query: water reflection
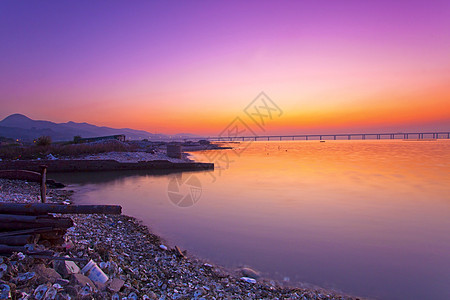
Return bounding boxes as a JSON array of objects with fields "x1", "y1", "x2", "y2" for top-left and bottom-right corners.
[{"x1": 50, "y1": 140, "x2": 450, "y2": 300}]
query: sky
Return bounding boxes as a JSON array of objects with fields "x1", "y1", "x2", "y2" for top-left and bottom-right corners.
[{"x1": 0, "y1": 0, "x2": 449, "y2": 135}]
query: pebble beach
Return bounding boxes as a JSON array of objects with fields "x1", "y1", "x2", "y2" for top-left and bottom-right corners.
[{"x1": 0, "y1": 171, "x2": 358, "y2": 299}]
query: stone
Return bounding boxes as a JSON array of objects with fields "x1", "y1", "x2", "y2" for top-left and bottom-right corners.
[
  {"x1": 43, "y1": 286, "x2": 57, "y2": 300},
  {"x1": 0, "y1": 264, "x2": 7, "y2": 279},
  {"x1": 53, "y1": 260, "x2": 80, "y2": 279},
  {"x1": 0, "y1": 284, "x2": 10, "y2": 300},
  {"x1": 34, "y1": 284, "x2": 49, "y2": 300},
  {"x1": 63, "y1": 286, "x2": 78, "y2": 298},
  {"x1": 240, "y1": 267, "x2": 260, "y2": 279},
  {"x1": 127, "y1": 292, "x2": 138, "y2": 300},
  {"x1": 107, "y1": 278, "x2": 125, "y2": 293},
  {"x1": 240, "y1": 277, "x2": 257, "y2": 284},
  {"x1": 34, "y1": 264, "x2": 62, "y2": 284},
  {"x1": 55, "y1": 278, "x2": 70, "y2": 286},
  {"x1": 17, "y1": 271, "x2": 36, "y2": 283},
  {"x1": 69, "y1": 273, "x2": 96, "y2": 290}
]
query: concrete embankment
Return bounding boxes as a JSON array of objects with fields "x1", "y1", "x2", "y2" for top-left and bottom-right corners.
[{"x1": 0, "y1": 159, "x2": 214, "y2": 173}]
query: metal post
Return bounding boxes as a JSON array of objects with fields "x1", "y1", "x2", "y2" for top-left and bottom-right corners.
[{"x1": 39, "y1": 165, "x2": 47, "y2": 203}]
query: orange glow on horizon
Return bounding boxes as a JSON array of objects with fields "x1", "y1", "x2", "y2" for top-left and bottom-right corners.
[{"x1": 56, "y1": 81, "x2": 448, "y2": 135}]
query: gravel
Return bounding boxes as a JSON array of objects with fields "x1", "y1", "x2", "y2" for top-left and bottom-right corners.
[{"x1": 68, "y1": 151, "x2": 192, "y2": 164}]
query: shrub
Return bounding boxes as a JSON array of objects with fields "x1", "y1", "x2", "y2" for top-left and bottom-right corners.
[
  {"x1": 73, "y1": 135, "x2": 82, "y2": 144},
  {"x1": 35, "y1": 136, "x2": 52, "y2": 147},
  {"x1": 0, "y1": 139, "x2": 137, "y2": 160}
]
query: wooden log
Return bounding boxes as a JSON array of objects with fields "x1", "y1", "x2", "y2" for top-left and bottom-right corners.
[
  {"x1": 0, "y1": 244, "x2": 26, "y2": 254},
  {"x1": 0, "y1": 170, "x2": 41, "y2": 181},
  {"x1": 0, "y1": 245, "x2": 54, "y2": 255},
  {"x1": 0, "y1": 234, "x2": 34, "y2": 246},
  {"x1": 0, "y1": 227, "x2": 54, "y2": 237},
  {"x1": 0, "y1": 218, "x2": 73, "y2": 230},
  {"x1": 40, "y1": 165, "x2": 47, "y2": 203},
  {"x1": 40, "y1": 230, "x2": 66, "y2": 240},
  {"x1": 0, "y1": 203, "x2": 122, "y2": 215},
  {"x1": 29, "y1": 255, "x2": 88, "y2": 263},
  {"x1": 0, "y1": 214, "x2": 69, "y2": 224},
  {"x1": 0, "y1": 214, "x2": 40, "y2": 222}
]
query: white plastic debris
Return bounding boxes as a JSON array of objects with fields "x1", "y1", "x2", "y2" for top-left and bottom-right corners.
[
  {"x1": 240, "y1": 277, "x2": 257, "y2": 284},
  {"x1": 81, "y1": 260, "x2": 109, "y2": 284},
  {"x1": 159, "y1": 244, "x2": 168, "y2": 250},
  {"x1": 65, "y1": 260, "x2": 80, "y2": 274},
  {"x1": 46, "y1": 153, "x2": 57, "y2": 160}
]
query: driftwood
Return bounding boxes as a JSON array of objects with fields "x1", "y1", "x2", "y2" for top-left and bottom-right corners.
[
  {"x1": 29, "y1": 255, "x2": 88, "y2": 263},
  {"x1": 0, "y1": 244, "x2": 27, "y2": 254},
  {"x1": 0, "y1": 227, "x2": 54, "y2": 237},
  {"x1": 0, "y1": 244, "x2": 54, "y2": 255},
  {"x1": 0, "y1": 196, "x2": 122, "y2": 248},
  {"x1": 40, "y1": 166, "x2": 47, "y2": 203},
  {"x1": 40, "y1": 230, "x2": 66, "y2": 240},
  {"x1": 0, "y1": 214, "x2": 72, "y2": 223},
  {"x1": 0, "y1": 203, "x2": 122, "y2": 215},
  {"x1": 0, "y1": 235, "x2": 35, "y2": 246},
  {"x1": 0, "y1": 218, "x2": 73, "y2": 231},
  {"x1": 0, "y1": 170, "x2": 41, "y2": 181},
  {"x1": 0, "y1": 167, "x2": 48, "y2": 202}
]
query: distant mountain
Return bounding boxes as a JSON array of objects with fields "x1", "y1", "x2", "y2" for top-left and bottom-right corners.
[{"x1": 0, "y1": 113, "x2": 200, "y2": 142}]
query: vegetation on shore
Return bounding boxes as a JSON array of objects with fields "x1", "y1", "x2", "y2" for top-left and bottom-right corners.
[{"x1": 0, "y1": 139, "x2": 137, "y2": 160}]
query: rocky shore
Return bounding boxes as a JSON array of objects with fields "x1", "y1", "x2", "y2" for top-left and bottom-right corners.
[{"x1": 0, "y1": 179, "x2": 357, "y2": 300}]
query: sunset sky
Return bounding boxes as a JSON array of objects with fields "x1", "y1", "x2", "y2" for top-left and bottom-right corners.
[{"x1": 1, "y1": 1, "x2": 449, "y2": 135}]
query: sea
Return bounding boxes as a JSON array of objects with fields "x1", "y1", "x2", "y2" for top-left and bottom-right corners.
[{"x1": 51, "y1": 140, "x2": 450, "y2": 300}]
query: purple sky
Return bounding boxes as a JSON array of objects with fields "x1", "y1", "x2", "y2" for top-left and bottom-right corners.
[{"x1": 1, "y1": 1, "x2": 449, "y2": 134}]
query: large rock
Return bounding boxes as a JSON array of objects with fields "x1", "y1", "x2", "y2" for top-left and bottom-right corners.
[
  {"x1": 107, "y1": 278, "x2": 125, "y2": 293},
  {"x1": 53, "y1": 260, "x2": 80, "y2": 279},
  {"x1": 239, "y1": 267, "x2": 261, "y2": 279},
  {"x1": 33, "y1": 264, "x2": 62, "y2": 284},
  {"x1": 70, "y1": 273, "x2": 96, "y2": 290}
]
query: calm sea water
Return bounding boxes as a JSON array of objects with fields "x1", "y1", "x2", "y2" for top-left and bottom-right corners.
[{"x1": 51, "y1": 140, "x2": 450, "y2": 300}]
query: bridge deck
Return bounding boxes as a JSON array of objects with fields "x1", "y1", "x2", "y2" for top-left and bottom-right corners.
[{"x1": 206, "y1": 132, "x2": 450, "y2": 141}]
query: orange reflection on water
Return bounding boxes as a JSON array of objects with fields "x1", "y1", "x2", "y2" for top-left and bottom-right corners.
[{"x1": 65, "y1": 140, "x2": 450, "y2": 300}]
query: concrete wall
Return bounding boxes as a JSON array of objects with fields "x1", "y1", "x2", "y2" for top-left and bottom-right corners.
[{"x1": 0, "y1": 159, "x2": 213, "y2": 173}]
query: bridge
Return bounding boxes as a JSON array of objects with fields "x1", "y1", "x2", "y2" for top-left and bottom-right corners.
[{"x1": 205, "y1": 131, "x2": 450, "y2": 142}]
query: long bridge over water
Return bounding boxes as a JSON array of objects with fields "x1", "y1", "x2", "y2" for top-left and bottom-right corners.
[{"x1": 204, "y1": 131, "x2": 450, "y2": 142}]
